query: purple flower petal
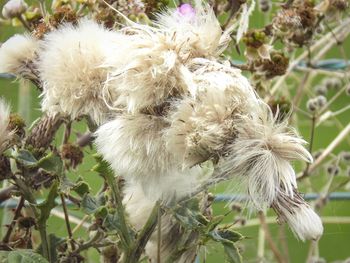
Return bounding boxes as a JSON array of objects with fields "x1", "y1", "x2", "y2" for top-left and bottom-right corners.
[{"x1": 176, "y1": 3, "x2": 196, "y2": 21}]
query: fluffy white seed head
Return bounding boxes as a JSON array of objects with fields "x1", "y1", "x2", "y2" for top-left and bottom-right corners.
[
  {"x1": 95, "y1": 114, "x2": 173, "y2": 179},
  {"x1": 38, "y1": 20, "x2": 123, "y2": 124},
  {"x1": 95, "y1": 113, "x2": 204, "y2": 199},
  {"x1": 104, "y1": 3, "x2": 232, "y2": 113},
  {"x1": 105, "y1": 37, "x2": 188, "y2": 113},
  {"x1": 221, "y1": 105, "x2": 313, "y2": 209},
  {"x1": 165, "y1": 60, "x2": 258, "y2": 168},
  {"x1": 273, "y1": 190, "x2": 323, "y2": 241},
  {"x1": 0, "y1": 34, "x2": 38, "y2": 75},
  {"x1": 2, "y1": 0, "x2": 28, "y2": 19},
  {"x1": 0, "y1": 99, "x2": 14, "y2": 153},
  {"x1": 155, "y1": 1, "x2": 224, "y2": 58}
]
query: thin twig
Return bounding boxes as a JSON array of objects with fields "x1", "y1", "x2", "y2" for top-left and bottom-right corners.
[
  {"x1": 298, "y1": 123, "x2": 350, "y2": 180},
  {"x1": 60, "y1": 194, "x2": 75, "y2": 250},
  {"x1": 2, "y1": 196, "x2": 25, "y2": 243},
  {"x1": 257, "y1": 211, "x2": 287, "y2": 263}
]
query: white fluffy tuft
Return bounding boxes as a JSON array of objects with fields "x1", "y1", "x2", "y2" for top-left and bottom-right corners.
[
  {"x1": 38, "y1": 20, "x2": 123, "y2": 124},
  {"x1": 155, "y1": 2, "x2": 223, "y2": 58},
  {"x1": 95, "y1": 113, "x2": 204, "y2": 200},
  {"x1": 0, "y1": 34, "x2": 38, "y2": 75},
  {"x1": 273, "y1": 190, "x2": 323, "y2": 241},
  {"x1": 95, "y1": 114, "x2": 172, "y2": 178},
  {"x1": 104, "y1": 4, "x2": 231, "y2": 113},
  {"x1": 165, "y1": 60, "x2": 258, "y2": 168},
  {"x1": 221, "y1": 105, "x2": 313, "y2": 209}
]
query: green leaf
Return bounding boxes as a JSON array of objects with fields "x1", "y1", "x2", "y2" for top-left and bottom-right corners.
[
  {"x1": 207, "y1": 215, "x2": 225, "y2": 232},
  {"x1": 223, "y1": 243, "x2": 242, "y2": 263},
  {"x1": 37, "y1": 152, "x2": 64, "y2": 177},
  {"x1": 72, "y1": 180, "x2": 90, "y2": 197},
  {"x1": 91, "y1": 154, "x2": 114, "y2": 178},
  {"x1": 81, "y1": 193, "x2": 104, "y2": 215},
  {"x1": 59, "y1": 175, "x2": 75, "y2": 195},
  {"x1": 37, "y1": 182, "x2": 58, "y2": 225},
  {"x1": 94, "y1": 206, "x2": 108, "y2": 219},
  {"x1": 173, "y1": 199, "x2": 209, "y2": 230},
  {"x1": 103, "y1": 212, "x2": 122, "y2": 233},
  {"x1": 209, "y1": 229, "x2": 244, "y2": 243},
  {"x1": 7, "y1": 249, "x2": 49, "y2": 263},
  {"x1": 12, "y1": 149, "x2": 37, "y2": 167}
]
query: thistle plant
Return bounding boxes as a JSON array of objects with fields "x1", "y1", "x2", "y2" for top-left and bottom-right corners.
[{"x1": 0, "y1": 0, "x2": 349, "y2": 263}]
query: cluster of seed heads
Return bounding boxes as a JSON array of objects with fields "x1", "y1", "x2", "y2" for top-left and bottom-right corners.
[
  {"x1": 306, "y1": 95, "x2": 327, "y2": 112},
  {"x1": 314, "y1": 77, "x2": 343, "y2": 96}
]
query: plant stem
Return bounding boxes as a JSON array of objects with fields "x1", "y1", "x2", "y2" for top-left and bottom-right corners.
[
  {"x1": 157, "y1": 208, "x2": 162, "y2": 263},
  {"x1": 257, "y1": 211, "x2": 287, "y2": 263},
  {"x1": 104, "y1": 173, "x2": 133, "y2": 248},
  {"x1": 13, "y1": 176, "x2": 51, "y2": 261},
  {"x1": 125, "y1": 202, "x2": 161, "y2": 263},
  {"x1": 298, "y1": 123, "x2": 350, "y2": 180},
  {"x1": 60, "y1": 194, "x2": 75, "y2": 250}
]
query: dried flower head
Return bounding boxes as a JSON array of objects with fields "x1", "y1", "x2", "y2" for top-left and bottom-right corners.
[
  {"x1": 60, "y1": 143, "x2": 84, "y2": 169},
  {"x1": 0, "y1": 99, "x2": 14, "y2": 154},
  {"x1": 8, "y1": 113, "x2": 26, "y2": 138}
]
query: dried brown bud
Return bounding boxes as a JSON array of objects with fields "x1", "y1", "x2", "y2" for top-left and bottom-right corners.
[
  {"x1": 230, "y1": 202, "x2": 242, "y2": 212},
  {"x1": 60, "y1": 143, "x2": 84, "y2": 169},
  {"x1": 17, "y1": 216, "x2": 36, "y2": 229},
  {"x1": 25, "y1": 115, "x2": 64, "y2": 156}
]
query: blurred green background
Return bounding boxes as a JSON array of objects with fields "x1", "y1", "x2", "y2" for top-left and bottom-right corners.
[{"x1": 1, "y1": 1, "x2": 350, "y2": 262}]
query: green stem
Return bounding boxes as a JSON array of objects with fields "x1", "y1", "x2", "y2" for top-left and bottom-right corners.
[
  {"x1": 104, "y1": 173, "x2": 133, "y2": 248},
  {"x1": 125, "y1": 202, "x2": 161, "y2": 263}
]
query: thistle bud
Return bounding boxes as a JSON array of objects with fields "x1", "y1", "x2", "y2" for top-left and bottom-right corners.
[
  {"x1": 2, "y1": 0, "x2": 28, "y2": 19},
  {"x1": 327, "y1": 164, "x2": 340, "y2": 176},
  {"x1": 259, "y1": 0, "x2": 271, "y2": 12},
  {"x1": 306, "y1": 99, "x2": 318, "y2": 112},
  {"x1": 323, "y1": 77, "x2": 342, "y2": 89},
  {"x1": 341, "y1": 151, "x2": 350, "y2": 162},
  {"x1": 315, "y1": 95, "x2": 327, "y2": 108},
  {"x1": 314, "y1": 84, "x2": 327, "y2": 96}
]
